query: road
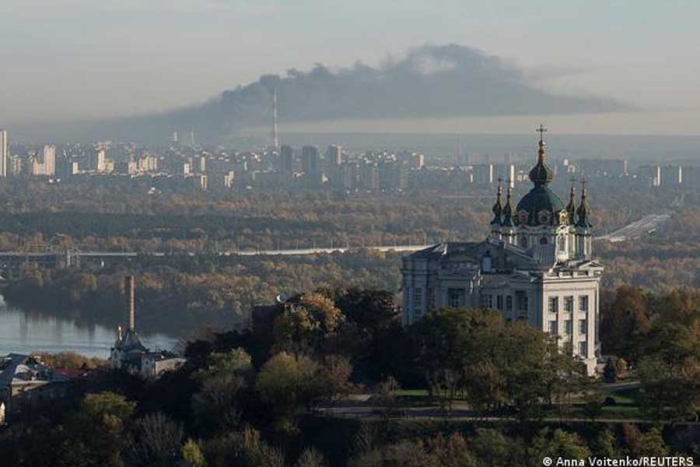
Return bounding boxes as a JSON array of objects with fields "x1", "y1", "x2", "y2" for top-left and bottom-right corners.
[
  {"x1": 315, "y1": 404, "x2": 696, "y2": 425},
  {"x1": 0, "y1": 212, "x2": 674, "y2": 261},
  {"x1": 71, "y1": 244, "x2": 435, "y2": 258},
  {"x1": 595, "y1": 213, "x2": 672, "y2": 243}
]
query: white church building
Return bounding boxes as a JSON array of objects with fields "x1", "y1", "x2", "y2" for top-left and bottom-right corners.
[{"x1": 401, "y1": 128, "x2": 603, "y2": 374}]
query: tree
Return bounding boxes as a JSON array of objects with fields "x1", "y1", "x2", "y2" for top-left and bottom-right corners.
[
  {"x1": 351, "y1": 421, "x2": 378, "y2": 459},
  {"x1": 463, "y1": 360, "x2": 506, "y2": 412},
  {"x1": 412, "y1": 307, "x2": 576, "y2": 421},
  {"x1": 125, "y1": 413, "x2": 184, "y2": 467},
  {"x1": 193, "y1": 348, "x2": 253, "y2": 381},
  {"x1": 255, "y1": 352, "x2": 318, "y2": 431},
  {"x1": 470, "y1": 429, "x2": 518, "y2": 467},
  {"x1": 638, "y1": 427, "x2": 669, "y2": 457},
  {"x1": 499, "y1": 322, "x2": 566, "y2": 422},
  {"x1": 425, "y1": 433, "x2": 476, "y2": 467},
  {"x1": 202, "y1": 427, "x2": 285, "y2": 467},
  {"x1": 603, "y1": 357, "x2": 618, "y2": 383},
  {"x1": 191, "y1": 348, "x2": 254, "y2": 434},
  {"x1": 528, "y1": 429, "x2": 591, "y2": 467},
  {"x1": 581, "y1": 392, "x2": 605, "y2": 422},
  {"x1": 272, "y1": 293, "x2": 344, "y2": 355},
  {"x1": 413, "y1": 307, "x2": 501, "y2": 414},
  {"x1": 312, "y1": 355, "x2": 353, "y2": 404},
  {"x1": 63, "y1": 392, "x2": 136, "y2": 467},
  {"x1": 590, "y1": 430, "x2": 618, "y2": 459},
  {"x1": 373, "y1": 376, "x2": 401, "y2": 418},
  {"x1": 621, "y1": 423, "x2": 644, "y2": 457},
  {"x1": 331, "y1": 288, "x2": 403, "y2": 379},
  {"x1": 348, "y1": 440, "x2": 437, "y2": 467},
  {"x1": 600, "y1": 285, "x2": 650, "y2": 363},
  {"x1": 333, "y1": 288, "x2": 399, "y2": 334},
  {"x1": 295, "y1": 448, "x2": 328, "y2": 467},
  {"x1": 637, "y1": 355, "x2": 700, "y2": 422},
  {"x1": 182, "y1": 439, "x2": 207, "y2": 467},
  {"x1": 637, "y1": 357, "x2": 674, "y2": 421}
]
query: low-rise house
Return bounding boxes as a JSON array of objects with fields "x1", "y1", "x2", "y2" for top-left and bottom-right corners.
[{"x1": 0, "y1": 353, "x2": 72, "y2": 420}]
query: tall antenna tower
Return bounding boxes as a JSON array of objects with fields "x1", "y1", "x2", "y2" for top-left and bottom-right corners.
[{"x1": 271, "y1": 87, "x2": 279, "y2": 152}]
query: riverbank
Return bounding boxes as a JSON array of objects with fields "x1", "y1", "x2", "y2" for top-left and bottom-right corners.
[{"x1": 0, "y1": 297, "x2": 178, "y2": 358}]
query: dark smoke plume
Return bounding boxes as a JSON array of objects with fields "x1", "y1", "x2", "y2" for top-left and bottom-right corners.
[{"x1": 35, "y1": 44, "x2": 628, "y2": 143}]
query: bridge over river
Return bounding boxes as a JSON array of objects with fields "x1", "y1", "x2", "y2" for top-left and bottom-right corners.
[
  {"x1": 0, "y1": 212, "x2": 674, "y2": 277},
  {"x1": 0, "y1": 244, "x2": 434, "y2": 277}
]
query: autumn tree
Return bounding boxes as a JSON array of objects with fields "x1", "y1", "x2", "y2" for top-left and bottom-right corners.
[
  {"x1": 125, "y1": 413, "x2": 184, "y2": 467},
  {"x1": 191, "y1": 348, "x2": 254, "y2": 434},
  {"x1": 255, "y1": 352, "x2": 318, "y2": 432},
  {"x1": 61, "y1": 392, "x2": 136, "y2": 467},
  {"x1": 272, "y1": 293, "x2": 344, "y2": 355},
  {"x1": 600, "y1": 285, "x2": 650, "y2": 362}
]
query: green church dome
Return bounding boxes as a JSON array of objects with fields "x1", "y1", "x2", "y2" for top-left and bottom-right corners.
[{"x1": 516, "y1": 186, "x2": 566, "y2": 226}]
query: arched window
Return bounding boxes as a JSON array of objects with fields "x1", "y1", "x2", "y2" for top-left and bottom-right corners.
[
  {"x1": 520, "y1": 236, "x2": 528, "y2": 248},
  {"x1": 539, "y1": 237, "x2": 548, "y2": 245}
]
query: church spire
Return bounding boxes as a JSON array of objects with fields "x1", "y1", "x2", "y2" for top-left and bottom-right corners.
[
  {"x1": 528, "y1": 124, "x2": 554, "y2": 187},
  {"x1": 566, "y1": 176, "x2": 577, "y2": 225},
  {"x1": 502, "y1": 182, "x2": 516, "y2": 228},
  {"x1": 490, "y1": 178, "x2": 503, "y2": 227},
  {"x1": 576, "y1": 179, "x2": 592, "y2": 228}
]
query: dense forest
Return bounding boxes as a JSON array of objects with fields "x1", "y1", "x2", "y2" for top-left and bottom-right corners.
[
  {"x1": 0, "y1": 177, "x2": 680, "y2": 252},
  {"x1": 2, "y1": 287, "x2": 699, "y2": 466}
]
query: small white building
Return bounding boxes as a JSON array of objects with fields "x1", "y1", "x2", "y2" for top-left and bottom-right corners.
[{"x1": 401, "y1": 130, "x2": 603, "y2": 375}]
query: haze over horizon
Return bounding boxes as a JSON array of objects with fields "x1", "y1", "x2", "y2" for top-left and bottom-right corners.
[{"x1": 2, "y1": 0, "x2": 700, "y2": 139}]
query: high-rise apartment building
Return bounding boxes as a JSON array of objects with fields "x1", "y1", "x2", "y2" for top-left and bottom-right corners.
[
  {"x1": 472, "y1": 164, "x2": 494, "y2": 185},
  {"x1": 279, "y1": 145, "x2": 294, "y2": 173},
  {"x1": 0, "y1": 129, "x2": 8, "y2": 177},
  {"x1": 88, "y1": 148, "x2": 107, "y2": 172},
  {"x1": 326, "y1": 145, "x2": 342, "y2": 167},
  {"x1": 9, "y1": 155, "x2": 22, "y2": 176},
  {"x1": 301, "y1": 146, "x2": 320, "y2": 175},
  {"x1": 31, "y1": 145, "x2": 56, "y2": 176}
]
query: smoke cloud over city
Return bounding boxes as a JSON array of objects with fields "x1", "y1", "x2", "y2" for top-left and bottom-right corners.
[{"x1": 23, "y1": 44, "x2": 627, "y2": 143}]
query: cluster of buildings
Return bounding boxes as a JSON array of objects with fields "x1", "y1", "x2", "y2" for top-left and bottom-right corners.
[
  {"x1": 0, "y1": 275, "x2": 185, "y2": 425},
  {"x1": 0, "y1": 127, "x2": 697, "y2": 194},
  {"x1": 402, "y1": 131, "x2": 603, "y2": 375},
  {"x1": 0, "y1": 353, "x2": 77, "y2": 424}
]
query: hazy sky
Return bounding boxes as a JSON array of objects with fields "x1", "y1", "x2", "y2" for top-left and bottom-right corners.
[{"x1": 2, "y1": 0, "x2": 699, "y2": 134}]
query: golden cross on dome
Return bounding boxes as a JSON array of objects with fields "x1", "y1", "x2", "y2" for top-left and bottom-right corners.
[{"x1": 536, "y1": 124, "x2": 547, "y2": 142}]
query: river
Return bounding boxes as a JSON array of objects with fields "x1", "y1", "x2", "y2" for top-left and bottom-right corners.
[{"x1": 0, "y1": 296, "x2": 179, "y2": 358}]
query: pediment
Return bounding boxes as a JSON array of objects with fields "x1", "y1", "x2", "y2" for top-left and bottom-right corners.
[
  {"x1": 443, "y1": 255, "x2": 478, "y2": 264},
  {"x1": 578, "y1": 260, "x2": 604, "y2": 270}
]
